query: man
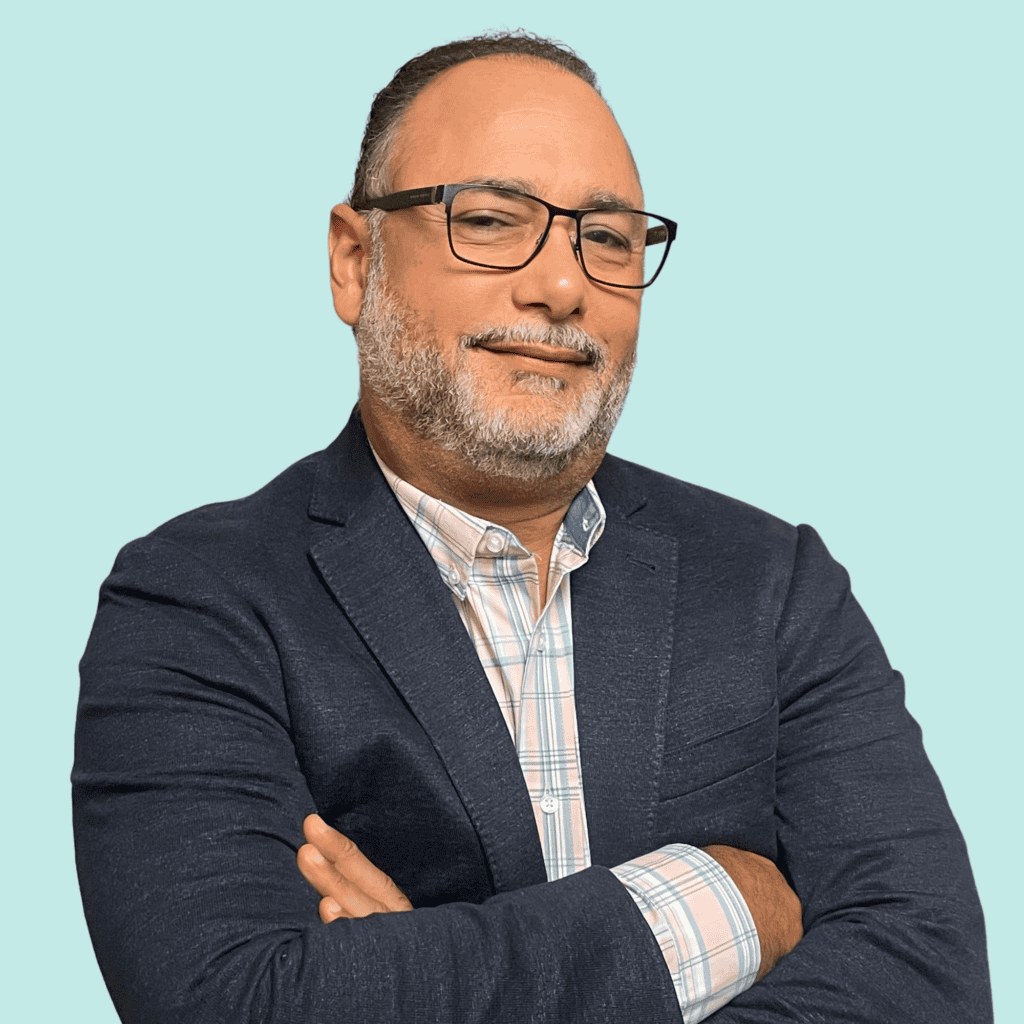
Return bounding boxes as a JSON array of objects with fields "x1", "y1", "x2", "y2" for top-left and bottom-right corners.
[{"x1": 74, "y1": 32, "x2": 991, "y2": 1024}]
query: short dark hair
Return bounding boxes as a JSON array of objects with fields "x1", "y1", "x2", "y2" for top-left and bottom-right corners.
[{"x1": 348, "y1": 31, "x2": 601, "y2": 210}]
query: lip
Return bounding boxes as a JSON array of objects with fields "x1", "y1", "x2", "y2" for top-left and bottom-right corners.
[{"x1": 472, "y1": 342, "x2": 591, "y2": 365}]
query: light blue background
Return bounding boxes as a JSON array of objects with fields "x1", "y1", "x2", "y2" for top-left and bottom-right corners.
[{"x1": 3, "y1": 2, "x2": 1020, "y2": 1019}]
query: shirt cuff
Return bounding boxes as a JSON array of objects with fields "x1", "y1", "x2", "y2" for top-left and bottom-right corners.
[{"x1": 611, "y1": 844, "x2": 760, "y2": 1023}]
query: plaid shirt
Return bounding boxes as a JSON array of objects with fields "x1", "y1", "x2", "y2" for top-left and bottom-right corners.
[{"x1": 376, "y1": 453, "x2": 760, "y2": 1022}]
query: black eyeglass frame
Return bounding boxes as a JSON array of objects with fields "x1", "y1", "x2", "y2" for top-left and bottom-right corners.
[{"x1": 355, "y1": 183, "x2": 677, "y2": 290}]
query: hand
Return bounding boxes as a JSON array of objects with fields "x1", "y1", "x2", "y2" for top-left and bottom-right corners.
[
  {"x1": 702, "y1": 845, "x2": 803, "y2": 981},
  {"x1": 297, "y1": 814, "x2": 413, "y2": 923}
]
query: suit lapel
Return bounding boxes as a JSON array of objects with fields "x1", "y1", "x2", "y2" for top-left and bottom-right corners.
[
  {"x1": 574, "y1": 461, "x2": 678, "y2": 867},
  {"x1": 307, "y1": 413, "x2": 547, "y2": 894}
]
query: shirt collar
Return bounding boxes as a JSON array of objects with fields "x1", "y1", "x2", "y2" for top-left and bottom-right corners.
[{"x1": 371, "y1": 446, "x2": 606, "y2": 578}]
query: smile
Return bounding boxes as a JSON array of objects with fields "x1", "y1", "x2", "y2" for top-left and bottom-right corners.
[{"x1": 470, "y1": 341, "x2": 593, "y2": 365}]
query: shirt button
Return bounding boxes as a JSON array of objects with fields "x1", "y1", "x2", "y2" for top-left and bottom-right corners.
[
  {"x1": 582, "y1": 517, "x2": 591, "y2": 530},
  {"x1": 447, "y1": 566, "x2": 463, "y2": 585},
  {"x1": 540, "y1": 793, "x2": 558, "y2": 814},
  {"x1": 485, "y1": 533, "x2": 504, "y2": 554},
  {"x1": 535, "y1": 636, "x2": 545, "y2": 651}
]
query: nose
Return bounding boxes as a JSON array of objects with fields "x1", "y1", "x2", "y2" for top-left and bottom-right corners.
[{"x1": 509, "y1": 217, "x2": 588, "y2": 322}]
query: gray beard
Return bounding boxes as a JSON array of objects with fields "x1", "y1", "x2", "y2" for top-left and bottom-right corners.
[{"x1": 354, "y1": 241, "x2": 635, "y2": 484}]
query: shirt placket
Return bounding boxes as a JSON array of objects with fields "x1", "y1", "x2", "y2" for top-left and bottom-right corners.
[{"x1": 518, "y1": 544, "x2": 591, "y2": 881}]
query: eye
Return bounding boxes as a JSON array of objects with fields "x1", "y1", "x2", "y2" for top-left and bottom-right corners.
[
  {"x1": 454, "y1": 211, "x2": 516, "y2": 231},
  {"x1": 582, "y1": 226, "x2": 631, "y2": 251}
]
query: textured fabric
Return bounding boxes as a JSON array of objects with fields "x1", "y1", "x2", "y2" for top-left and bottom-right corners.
[
  {"x1": 72, "y1": 409, "x2": 992, "y2": 1024},
  {"x1": 377, "y1": 453, "x2": 759, "y2": 1019}
]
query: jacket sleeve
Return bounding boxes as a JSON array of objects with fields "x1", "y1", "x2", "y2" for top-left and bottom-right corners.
[
  {"x1": 709, "y1": 524, "x2": 992, "y2": 1022},
  {"x1": 73, "y1": 536, "x2": 683, "y2": 1024}
]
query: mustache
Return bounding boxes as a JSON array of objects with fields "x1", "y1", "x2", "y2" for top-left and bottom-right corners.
[{"x1": 461, "y1": 324, "x2": 606, "y2": 371}]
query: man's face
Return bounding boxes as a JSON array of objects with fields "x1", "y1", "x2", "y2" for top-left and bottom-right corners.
[{"x1": 355, "y1": 57, "x2": 645, "y2": 482}]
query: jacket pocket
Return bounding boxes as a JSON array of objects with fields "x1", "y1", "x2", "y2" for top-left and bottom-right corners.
[
  {"x1": 654, "y1": 751, "x2": 777, "y2": 854},
  {"x1": 659, "y1": 698, "x2": 778, "y2": 802}
]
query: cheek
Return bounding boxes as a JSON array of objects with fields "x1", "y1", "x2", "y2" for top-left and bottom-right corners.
[
  {"x1": 393, "y1": 270, "x2": 522, "y2": 337},
  {"x1": 381, "y1": 220, "x2": 457, "y2": 323},
  {"x1": 596, "y1": 296, "x2": 641, "y2": 359}
]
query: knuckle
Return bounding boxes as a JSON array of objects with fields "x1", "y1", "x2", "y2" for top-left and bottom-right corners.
[
  {"x1": 333, "y1": 832, "x2": 359, "y2": 857},
  {"x1": 383, "y1": 878, "x2": 411, "y2": 909}
]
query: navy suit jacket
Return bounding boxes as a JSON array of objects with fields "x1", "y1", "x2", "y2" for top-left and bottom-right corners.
[{"x1": 74, "y1": 409, "x2": 991, "y2": 1022}]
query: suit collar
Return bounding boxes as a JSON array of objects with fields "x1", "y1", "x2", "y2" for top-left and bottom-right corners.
[
  {"x1": 308, "y1": 407, "x2": 548, "y2": 893},
  {"x1": 592, "y1": 452, "x2": 649, "y2": 522},
  {"x1": 307, "y1": 406, "x2": 379, "y2": 527},
  {"x1": 571, "y1": 507, "x2": 678, "y2": 866}
]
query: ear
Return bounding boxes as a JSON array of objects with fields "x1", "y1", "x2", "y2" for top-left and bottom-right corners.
[{"x1": 329, "y1": 203, "x2": 373, "y2": 325}]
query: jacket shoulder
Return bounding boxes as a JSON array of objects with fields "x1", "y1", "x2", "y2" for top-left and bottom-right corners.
[
  {"x1": 119, "y1": 448, "x2": 328, "y2": 582},
  {"x1": 596, "y1": 452, "x2": 799, "y2": 558}
]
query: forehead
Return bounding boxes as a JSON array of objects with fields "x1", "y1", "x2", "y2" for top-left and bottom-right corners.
[{"x1": 388, "y1": 56, "x2": 642, "y2": 208}]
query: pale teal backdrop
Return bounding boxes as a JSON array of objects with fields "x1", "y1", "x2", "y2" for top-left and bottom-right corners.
[{"x1": 3, "y1": 1, "x2": 1020, "y2": 1019}]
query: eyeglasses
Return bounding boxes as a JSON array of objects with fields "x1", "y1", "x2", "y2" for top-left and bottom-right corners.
[{"x1": 356, "y1": 183, "x2": 677, "y2": 290}]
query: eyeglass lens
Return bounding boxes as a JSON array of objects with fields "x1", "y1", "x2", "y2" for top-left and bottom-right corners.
[{"x1": 448, "y1": 188, "x2": 668, "y2": 287}]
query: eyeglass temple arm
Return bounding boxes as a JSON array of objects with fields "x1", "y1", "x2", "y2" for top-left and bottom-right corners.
[
  {"x1": 645, "y1": 221, "x2": 677, "y2": 247},
  {"x1": 357, "y1": 185, "x2": 446, "y2": 212}
]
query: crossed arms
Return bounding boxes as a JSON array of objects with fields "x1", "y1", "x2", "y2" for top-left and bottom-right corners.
[{"x1": 296, "y1": 814, "x2": 803, "y2": 987}]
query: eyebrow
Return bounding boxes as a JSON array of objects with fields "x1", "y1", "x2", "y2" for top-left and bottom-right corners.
[{"x1": 457, "y1": 176, "x2": 640, "y2": 212}]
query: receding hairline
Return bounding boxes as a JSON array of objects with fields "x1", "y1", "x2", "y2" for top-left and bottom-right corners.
[{"x1": 378, "y1": 53, "x2": 641, "y2": 198}]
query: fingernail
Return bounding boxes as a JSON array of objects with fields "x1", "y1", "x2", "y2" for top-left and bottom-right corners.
[{"x1": 326, "y1": 900, "x2": 341, "y2": 913}]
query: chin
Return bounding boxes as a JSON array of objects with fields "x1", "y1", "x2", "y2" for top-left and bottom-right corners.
[
  {"x1": 478, "y1": 388, "x2": 599, "y2": 437},
  {"x1": 507, "y1": 370, "x2": 570, "y2": 396}
]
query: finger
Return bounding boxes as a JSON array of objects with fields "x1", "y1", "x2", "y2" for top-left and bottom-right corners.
[
  {"x1": 300, "y1": 824, "x2": 412, "y2": 914},
  {"x1": 296, "y1": 843, "x2": 391, "y2": 918},
  {"x1": 303, "y1": 814, "x2": 362, "y2": 862},
  {"x1": 296, "y1": 842, "x2": 345, "y2": 898},
  {"x1": 303, "y1": 815, "x2": 413, "y2": 912},
  {"x1": 319, "y1": 896, "x2": 344, "y2": 924}
]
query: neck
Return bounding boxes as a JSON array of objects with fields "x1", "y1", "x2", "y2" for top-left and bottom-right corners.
[{"x1": 360, "y1": 393, "x2": 606, "y2": 570}]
